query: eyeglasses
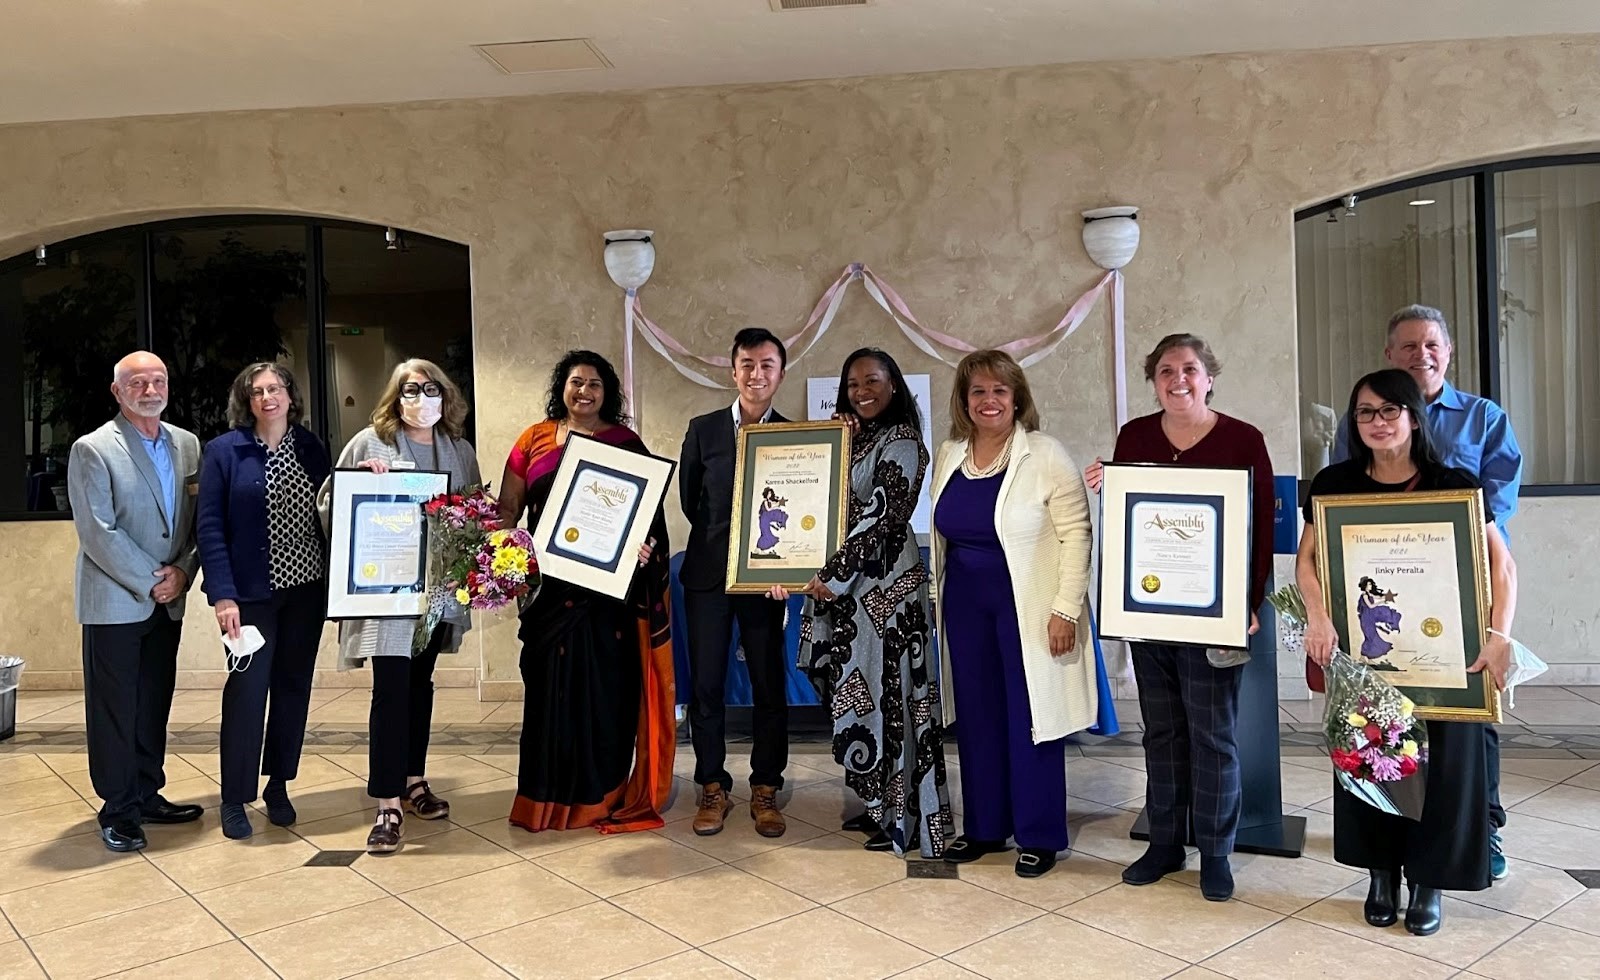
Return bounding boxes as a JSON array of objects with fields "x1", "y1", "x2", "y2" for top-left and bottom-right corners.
[
  {"x1": 249, "y1": 384, "x2": 288, "y2": 401},
  {"x1": 1353, "y1": 404, "x2": 1405, "y2": 423},
  {"x1": 123, "y1": 378, "x2": 167, "y2": 392},
  {"x1": 399, "y1": 382, "x2": 443, "y2": 399}
]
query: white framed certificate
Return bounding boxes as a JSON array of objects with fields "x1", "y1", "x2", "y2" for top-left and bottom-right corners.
[
  {"x1": 326, "y1": 468, "x2": 450, "y2": 620},
  {"x1": 532, "y1": 433, "x2": 675, "y2": 601},
  {"x1": 1097, "y1": 462, "x2": 1254, "y2": 649}
]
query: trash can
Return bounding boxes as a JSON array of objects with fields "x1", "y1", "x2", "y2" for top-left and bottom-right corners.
[{"x1": 0, "y1": 656, "x2": 24, "y2": 742}]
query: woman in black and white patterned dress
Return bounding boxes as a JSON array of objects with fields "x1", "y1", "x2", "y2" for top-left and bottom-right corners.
[{"x1": 197, "y1": 363, "x2": 331, "y2": 841}]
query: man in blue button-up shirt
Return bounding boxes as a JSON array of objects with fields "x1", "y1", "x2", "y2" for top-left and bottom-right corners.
[{"x1": 1332, "y1": 303, "x2": 1524, "y2": 882}]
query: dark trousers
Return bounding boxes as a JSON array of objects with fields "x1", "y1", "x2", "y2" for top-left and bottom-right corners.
[
  {"x1": 220, "y1": 581, "x2": 326, "y2": 804},
  {"x1": 945, "y1": 554, "x2": 1068, "y2": 851},
  {"x1": 81, "y1": 608, "x2": 181, "y2": 827},
  {"x1": 1131, "y1": 642, "x2": 1244, "y2": 856},
  {"x1": 684, "y1": 587, "x2": 789, "y2": 790},
  {"x1": 1487, "y1": 725, "x2": 1505, "y2": 829},
  {"x1": 367, "y1": 629, "x2": 445, "y2": 799}
]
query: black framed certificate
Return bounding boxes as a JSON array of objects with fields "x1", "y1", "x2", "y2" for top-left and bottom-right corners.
[
  {"x1": 726, "y1": 420, "x2": 852, "y2": 593},
  {"x1": 1313, "y1": 488, "x2": 1500, "y2": 722},
  {"x1": 326, "y1": 468, "x2": 450, "y2": 620},
  {"x1": 531, "y1": 432, "x2": 675, "y2": 601},
  {"x1": 1097, "y1": 462, "x2": 1254, "y2": 649}
]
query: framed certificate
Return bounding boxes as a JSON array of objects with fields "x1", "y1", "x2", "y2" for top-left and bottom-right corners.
[
  {"x1": 326, "y1": 468, "x2": 450, "y2": 620},
  {"x1": 727, "y1": 420, "x2": 852, "y2": 593},
  {"x1": 1313, "y1": 489, "x2": 1500, "y2": 722},
  {"x1": 1097, "y1": 462, "x2": 1254, "y2": 649},
  {"x1": 531, "y1": 432, "x2": 675, "y2": 601}
]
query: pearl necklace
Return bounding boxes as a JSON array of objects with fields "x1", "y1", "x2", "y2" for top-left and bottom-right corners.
[{"x1": 962, "y1": 431, "x2": 1014, "y2": 479}]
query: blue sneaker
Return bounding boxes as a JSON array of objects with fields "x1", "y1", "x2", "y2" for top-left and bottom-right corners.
[{"x1": 1490, "y1": 830, "x2": 1508, "y2": 880}]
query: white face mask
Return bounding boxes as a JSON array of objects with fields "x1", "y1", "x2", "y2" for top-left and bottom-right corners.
[{"x1": 401, "y1": 395, "x2": 442, "y2": 429}]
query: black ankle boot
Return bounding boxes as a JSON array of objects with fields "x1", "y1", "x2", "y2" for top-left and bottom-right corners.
[
  {"x1": 1122, "y1": 844, "x2": 1186, "y2": 885},
  {"x1": 1404, "y1": 884, "x2": 1443, "y2": 936},
  {"x1": 1363, "y1": 870, "x2": 1401, "y2": 927}
]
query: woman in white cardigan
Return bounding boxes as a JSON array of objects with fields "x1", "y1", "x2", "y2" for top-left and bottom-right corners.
[{"x1": 930, "y1": 350, "x2": 1112, "y2": 878}]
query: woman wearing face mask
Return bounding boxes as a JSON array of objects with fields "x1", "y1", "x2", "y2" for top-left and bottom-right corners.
[
  {"x1": 326, "y1": 359, "x2": 480, "y2": 853},
  {"x1": 771, "y1": 347, "x2": 954, "y2": 858}
]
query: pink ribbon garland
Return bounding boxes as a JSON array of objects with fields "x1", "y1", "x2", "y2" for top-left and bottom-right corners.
[{"x1": 621, "y1": 265, "x2": 1129, "y2": 429}]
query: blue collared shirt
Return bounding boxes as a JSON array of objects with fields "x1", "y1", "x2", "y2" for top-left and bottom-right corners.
[
  {"x1": 1333, "y1": 380, "x2": 1524, "y2": 532},
  {"x1": 138, "y1": 426, "x2": 178, "y2": 526}
]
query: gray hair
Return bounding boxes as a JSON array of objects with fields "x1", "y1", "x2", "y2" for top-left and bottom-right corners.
[{"x1": 1386, "y1": 304, "x2": 1452, "y2": 346}]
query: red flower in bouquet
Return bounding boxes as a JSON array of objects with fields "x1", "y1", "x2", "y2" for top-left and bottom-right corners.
[
  {"x1": 1363, "y1": 723, "x2": 1383, "y2": 745},
  {"x1": 1331, "y1": 748, "x2": 1364, "y2": 775},
  {"x1": 1398, "y1": 755, "x2": 1419, "y2": 777},
  {"x1": 413, "y1": 485, "x2": 539, "y2": 651}
]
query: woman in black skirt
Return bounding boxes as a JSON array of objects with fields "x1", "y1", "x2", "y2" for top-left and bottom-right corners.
[{"x1": 1295, "y1": 368, "x2": 1516, "y2": 937}]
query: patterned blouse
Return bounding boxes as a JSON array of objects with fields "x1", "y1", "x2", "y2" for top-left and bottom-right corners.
[{"x1": 259, "y1": 427, "x2": 325, "y2": 590}]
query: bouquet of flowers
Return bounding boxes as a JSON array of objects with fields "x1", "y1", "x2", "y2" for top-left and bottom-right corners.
[
  {"x1": 1269, "y1": 584, "x2": 1429, "y2": 820},
  {"x1": 413, "y1": 486, "x2": 538, "y2": 652}
]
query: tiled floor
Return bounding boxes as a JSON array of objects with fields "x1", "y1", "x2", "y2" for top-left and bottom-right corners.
[{"x1": 2, "y1": 687, "x2": 1599, "y2": 979}]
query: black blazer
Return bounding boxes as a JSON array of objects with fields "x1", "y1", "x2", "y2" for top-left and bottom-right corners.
[{"x1": 678, "y1": 405, "x2": 789, "y2": 591}]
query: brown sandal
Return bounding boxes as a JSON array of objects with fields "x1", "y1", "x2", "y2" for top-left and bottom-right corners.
[
  {"x1": 366, "y1": 807, "x2": 403, "y2": 854},
  {"x1": 404, "y1": 780, "x2": 450, "y2": 820}
]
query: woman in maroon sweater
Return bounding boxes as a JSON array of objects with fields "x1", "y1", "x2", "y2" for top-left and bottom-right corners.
[{"x1": 1085, "y1": 333, "x2": 1274, "y2": 903}]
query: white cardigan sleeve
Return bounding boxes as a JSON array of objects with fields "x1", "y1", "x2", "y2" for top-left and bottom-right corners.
[{"x1": 1042, "y1": 439, "x2": 1093, "y2": 618}]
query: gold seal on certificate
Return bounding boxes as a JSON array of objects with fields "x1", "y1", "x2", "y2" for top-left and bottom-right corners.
[{"x1": 727, "y1": 421, "x2": 852, "y2": 593}]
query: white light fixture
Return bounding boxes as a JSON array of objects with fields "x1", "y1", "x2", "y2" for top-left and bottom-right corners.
[
  {"x1": 384, "y1": 227, "x2": 400, "y2": 251},
  {"x1": 1081, "y1": 207, "x2": 1140, "y2": 271},
  {"x1": 603, "y1": 230, "x2": 655, "y2": 291},
  {"x1": 1408, "y1": 198, "x2": 1436, "y2": 206},
  {"x1": 34, "y1": 245, "x2": 46, "y2": 266},
  {"x1": 1342, "y1": 194, "x2": 1358, "y2": 216}
]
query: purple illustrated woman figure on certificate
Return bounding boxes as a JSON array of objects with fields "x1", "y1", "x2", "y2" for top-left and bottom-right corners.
[
  {"x1": 753, "y1": 487, "x2": 789, "y2": 556},
  {"x1": 1355, "y1": 576, "x2": 1403, "y2": 667}
]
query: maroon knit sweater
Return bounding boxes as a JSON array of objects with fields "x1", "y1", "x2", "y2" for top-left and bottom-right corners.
[{"x1": 1112, "y1": 411, "x2": 1276, "y2": 610}]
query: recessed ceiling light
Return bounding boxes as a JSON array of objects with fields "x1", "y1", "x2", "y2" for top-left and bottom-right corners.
[
  {"x1": 1408, "y1": 199, "x2": 1437, "y2": 206},
  {"x1": 474, "y1": 39, "x2": 611, "y2": 75}
]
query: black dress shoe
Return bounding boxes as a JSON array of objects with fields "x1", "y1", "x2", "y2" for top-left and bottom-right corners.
[
  {"x1": 841, "y1": 814, "x2": 879, "y2": 834},
  {"x1": 863, "y1": 831, "x2": 896, "y2": 851},
  {"x1": 262, "y1": 779, "x2": 296, "y2": 827},
  {"x1": 1404, "y1": 884, "x2": 1443, "y2": 936},
  {"x1": 101, "y1": 823, "x2": 147, "y2": 853},
  {"x1": 1122, "y1": 844, "x2": 1187, "y2": 885},
  {"x1": 1199, "y1": 855, "x2": 1235, "y2": 902},
  {"x1": 1015, "y1": 848, "x2": 1059, "y2": 878},
  {"x1": 1364, "y1": 870, "x2": 1401, "y2": 927},
  {"x1": 942, "y1": 836, "x2": 1011, "y2": 864},
  {"x1": 141, "y1": 795, "x2": 203, "y2": 825}
]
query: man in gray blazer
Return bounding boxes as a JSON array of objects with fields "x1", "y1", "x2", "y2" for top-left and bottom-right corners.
[{"x1": 68, "y1": 351, "x2": 204, "y2": 852}]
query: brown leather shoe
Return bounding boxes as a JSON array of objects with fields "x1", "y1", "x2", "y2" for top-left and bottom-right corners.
[
  {"x1": 692, "y1": 784, "x2": 733, "y2": 836},
  {"x1": 366, "y1": 807, "x2": 403, "y2": 854},
  {"x1": 750, "y1": 785, "x2": 786, "y2": 838}
]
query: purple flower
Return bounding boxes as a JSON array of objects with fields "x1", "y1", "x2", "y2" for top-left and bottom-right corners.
[{"x1": 1368, "y1": 754, "x2": 1403, "y2": 781}]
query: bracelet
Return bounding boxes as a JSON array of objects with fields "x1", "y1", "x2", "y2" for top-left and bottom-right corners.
[
  {"x1": 1486, "y1": 627, "x2": 1512, "y2": 642},
  {"x1": 1051, "y1": 610, "x2": 1078, "y2": 625}
]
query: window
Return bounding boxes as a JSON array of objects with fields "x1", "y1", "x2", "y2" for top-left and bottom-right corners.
[
  {"x1": 0, "y1": 217, "x2": 473, "y2": 520},
  {"x1": 1296, "y1": 155, "x2": 1600, "y2": 491}
]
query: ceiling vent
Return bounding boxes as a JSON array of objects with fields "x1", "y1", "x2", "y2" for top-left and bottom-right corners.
[
  {"x1": 769, "y1": 0, "x2": 869, "y2": 10},
  {"x1": 474, "y1": 39, "x2": 612, "y2": 75}
]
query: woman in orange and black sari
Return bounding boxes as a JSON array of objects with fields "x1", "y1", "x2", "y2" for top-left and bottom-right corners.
[{"x1": 497, "y1": 350, "x2": 675, "y2": 834}]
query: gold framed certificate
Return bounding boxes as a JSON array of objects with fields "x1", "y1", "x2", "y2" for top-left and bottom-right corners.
[
  {"x1": 726, "y1": 420, "x2": 852, "y2": 593},
  {"x1": 1313, "y1": 488, "x2": 1500, "y2": 723},
  {"x1": 1097, "y1": 462, "x2": 1255, "y2": 649},
  {"x1": 326, "y1": 468, "x2": 451, "y2": 620},
  {"x1": 531, "y1": 432, "x2": 675, "y2": 601}
]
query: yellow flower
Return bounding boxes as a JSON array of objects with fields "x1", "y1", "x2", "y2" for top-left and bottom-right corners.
[
  {"x1": 1399, "y1": 696, "x2": 1415, "y2": 717},
  {"x1": 491, "y1": 546, "x2": 530, "y2": 578},
  {"x1": 489, "y1": 529, "x2": 510, "y2": 547},
  {"x1": 1401, "y1": 740, "x2": 1419, "y2": 758},
  {"x1": 1347, "y1": 713, "x2": 1367, "y2": 727},
  {"x1": 455, "y1": 587, "x2": 471, "y2": 605}
]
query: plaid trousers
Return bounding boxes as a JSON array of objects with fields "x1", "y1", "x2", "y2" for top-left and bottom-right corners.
[{"x1": 1130, "y1": 643, "x2": 1244, "y2": 856}]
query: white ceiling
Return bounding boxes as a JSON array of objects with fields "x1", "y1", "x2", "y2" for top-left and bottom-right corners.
[{"x1": 2, "y1": 0, "x2": 1598, "y2": 125}]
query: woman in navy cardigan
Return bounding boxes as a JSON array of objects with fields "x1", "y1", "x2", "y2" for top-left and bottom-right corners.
[{"x1": 197, "y1": 363, "x2": 331, "y2": 841}]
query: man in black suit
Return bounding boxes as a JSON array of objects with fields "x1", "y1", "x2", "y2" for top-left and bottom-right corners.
[{"x1": 679, "y1": 328, "x2": 792, "y2": 838}]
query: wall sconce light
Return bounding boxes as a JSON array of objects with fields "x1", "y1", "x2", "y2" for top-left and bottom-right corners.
[
  {"x1": 34, "y1": 245, "x2": 47, "y2": 267},
  {"x1": 1342, "y1": 194, "x2": 1358, "y2": 217},
  {"x1": 603, "y1": 230, "x2": 655, "y2": 291},
  {"x1": 1081, "y1": 207, "x2": 1140, "y2": 271},
  {"x1": 384, "y1": 227, "x2": 400, "y2": 251}
]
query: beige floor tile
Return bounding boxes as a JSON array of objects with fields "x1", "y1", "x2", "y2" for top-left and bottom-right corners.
[
  {"x1": 1567, "y1": 765, "x2": 1600, "y2": 792},
  {"x1": 173, "y1": 751, "x2": 223, "y2": 776},
  {"x1": 612, "y1": 865, "x2": 816, "y2": 946},
  {"x1": 1064, "y1": 757, "x2": 1149, "y2": 808},
  {"x1": 477, "y1": 751, "x2": 520, "y2": 775},
  {"x1": 149, "y1": 828, "x2": 317, "y2": 891},
  {"x1": 1168, "y1": 851, "x2": 1366, "y2": 915},
  {"x1": 471, "y1": 902, "x2": 688, "y2": 979},
  {"x1": 28, "y1": 896, "x2": 232, "y2": 980},
  {"x1": 947, "y1": 913, "x2": 1187, "y2": 979},
  {"x1": 1466, "y1": 922, "x2": 1600, "y2": 980},
  {"x1": 1455, "y1": 857, "x2": 1588, "y2": 919},
  {"x1": 958, "y1": 850, "x2": 1125, "y2": 911},
  {"x1": 402, "y1": 861, "x2": 594, "y2": 939},
  {"x1": 771, "y1": 778, "x2": 855, "y2": 830},
  {"x1": 610, "y1": 948, "x2": 751, "y2": 979},
  {"x1": 1497, "y1": 758, "x2": 1599, "y2": 783},
  {"x1": 0, "y1": 916, "x2": 12, "y2": 944},
  {"x1": 0, "y1": 940, "x2": 46, "y2": 979},
  {"x1": 1061, "y1": 879, "x2": 1281, "y2": 961},
  {"x1": 0, "y1": 860, "x2": 184, "y2": 937},
  {"x1": 656, "y1": 809, "x2": 830, "y2": 862},
  {"x1": 704, "y1": 906, "x2": 931, "y2": 979},
  {"x1": 1200, "y1": 917, "x2": 1455, "y2": 980},
  {"x1": 424, "y1": 776, "x2": 517, "y2": 827},
  {"x1": 277, "y1": 753, "x2": 367, "y2": 791},
  {"x1": 37, "y1": 753, "x2": 92, "y2": 777},
  {"x1": 1059, "y1": 806, "x2": 1169, "y2": 866},
  {"x1": 1166, "y1": 970, "x2": 1234, "y2": 980},
  {"x1": 1500, "y1": 700, "x2": 1600, "y2": 725},
  {"x1": 834, "y1": 877, "x2": 1043, "y2": 956},
  {"x1": 1277, "y1": 764, "x2": 1338, "y2": 808},
  {"x1": 1545, "y1": 891, "x2": 1600, "y2": 938},
  {"x1": 534, "y1": 830, "x2": 720, "y2": 898},
  {"x1": 104, "y1": 941, "x2": 276, "y2": 979},
  {"x1": 304, "y1": 699, "x2": 378, "y2": 724},
  {"x1": 349, "y1": 943, "x2": 512, "y2": 978},
  {"x1": 285, "y1": 805, "x2": 455, "y2": 852},
  {"x1": 248, "y1": 777, "x2": 372, "y2": 825},
  {"x1": 1294, "y1": 883, "x2": 1534, "y2": 969},
  {"x1": 0, "y1": 799, "x2": 98, "y2": 851},
  {"x1": 888, "y1": 961, "x2": 986, "y2": 979},
  {"x1": 245, "y1": 897, "x2": 455, "y2": 980},
  {"x1": 1496, "y1": 773, "x2": 1562, "y2": 809},
  {"x1": 12, "y1": 774, "x2": 85, "y2": 814},
  {"x1": 409, "y1": 754, "x2": 509, "y2": 793},
  {"x1": 659, "y1": 777, "x2": 705, "y2": 824},
  {"x1": 1497, "y1": 812, "x2": 1600, "y2": 870},
  {"x1": 1291, "y1": 806, "x2": 1339, "y2": 866},
  {"x1": 196, "y1": 866, "x2": 387, "y2": 935},
  {"x1": 0, "y1": 755, "x2": 54, "y2": 783},
  {"x1": 0, "y1": 831, "x2": 142, "y2": 896},
  {"x1": 459, "y1": 817, "x2": 615, "y2": 862},
  {"x1": 1509, "y1": 783, "x2": 1600, "y2": 832},
  {"x1": 733, "y1": 832, "x2": 908, "y2": 904},
  {"x1": 354, "y1": 827, "x2": 519, "y2": 893}
]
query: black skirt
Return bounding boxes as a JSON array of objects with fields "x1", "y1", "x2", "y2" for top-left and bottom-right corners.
[{"x1": 1333, "y1": 718, "x2": 1490, "y2": 891}]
